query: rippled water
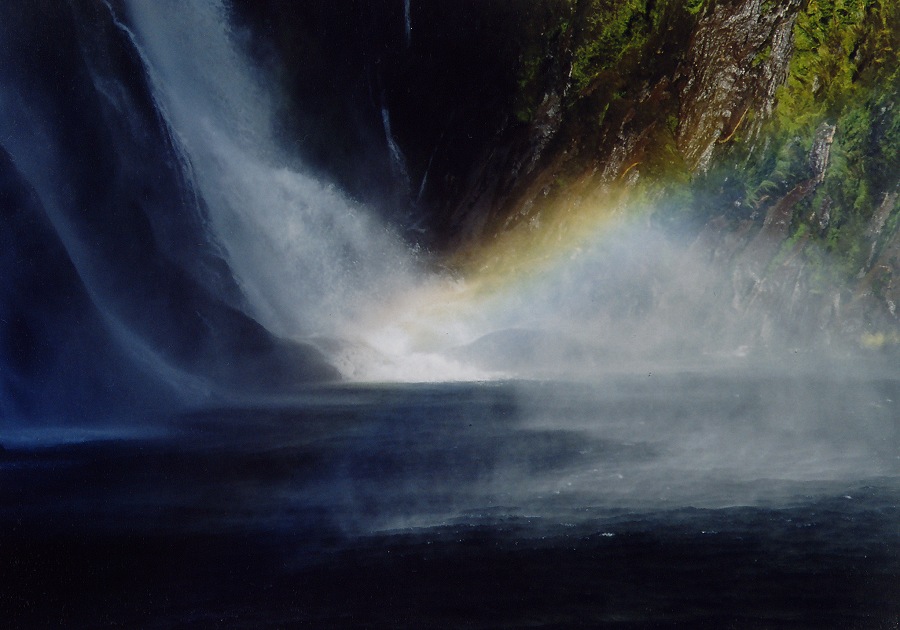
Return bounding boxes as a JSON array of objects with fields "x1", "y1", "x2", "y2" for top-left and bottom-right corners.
[{"x1": 2, "y1": 372, "x2": 898, "y2": 627}]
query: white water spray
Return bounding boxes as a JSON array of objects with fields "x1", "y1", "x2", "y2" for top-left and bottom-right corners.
[
  {"x1": 124, "y1": 0, "x2": 415, "y2": 340},
  {"x1": 119, "y1": 0, "x2": 493, "y2": 381},
  {"x1": 114, "y1": 0, "x2": 880, "y2": 387}
]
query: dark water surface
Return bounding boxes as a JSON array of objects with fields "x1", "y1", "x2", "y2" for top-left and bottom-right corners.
[{"x1": 2, "y1": 373, "x2": 898, "y2": 627}]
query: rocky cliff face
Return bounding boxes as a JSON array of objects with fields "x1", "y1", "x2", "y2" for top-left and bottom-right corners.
[
  {"x1": 674, "y1": 0, "x2": 801, "y2": 171},
  {"x1": 417, "y1": 0, "x2": 805, "y2": 243},
  {"x1": 427, "y1": 0, "x2": 899, "y2": 351},
  {"x1": 235, "y1": 0, "x2": 897, "y2": 351}
]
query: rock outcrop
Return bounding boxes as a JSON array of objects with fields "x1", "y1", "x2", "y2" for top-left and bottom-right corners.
[{"x1": 675, "y1": 0, "x2": 801, "y2": 171}]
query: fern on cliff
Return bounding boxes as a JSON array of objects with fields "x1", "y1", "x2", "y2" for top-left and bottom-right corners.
[{"x1": 732, "y1": 0, "x2": 900, "y2": 273}]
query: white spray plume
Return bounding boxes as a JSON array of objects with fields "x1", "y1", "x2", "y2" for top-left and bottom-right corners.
[
  {"x1": 125, "y1": 0, "x2": 416, "y2": 341},
  {"x1": 121, "y1": 0, "x2": 896, "y2": 387}
]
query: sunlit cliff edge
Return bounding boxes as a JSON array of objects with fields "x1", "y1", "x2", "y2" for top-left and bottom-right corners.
[
  {"x1": 237, "y1": 0, "x2": 899, "y2": 352},
  {"x1": 442, "y1": 0, "x2": 899, "y2": 353}
]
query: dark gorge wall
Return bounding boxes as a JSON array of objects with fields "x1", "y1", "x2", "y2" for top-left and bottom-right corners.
[
  {"x1": 230, "y1": 0, "x2": 563, "y2": 249},
  {"x1": 234, "y1": 0, "x2": 897, "y2": 273},
  {"x1": 0, "y1": 146, "x2": 156, "y2": 420},
  {"x1": 303, "y1": 0, "x2": 899, "y2": 351}
]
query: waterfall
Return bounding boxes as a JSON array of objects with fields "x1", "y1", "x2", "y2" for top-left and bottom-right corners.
[
  {"x1": 416, "y1": 142, "x2": 440, "y2": 204},
  {"x1": 380, "y1": 104, "x2": 412, "y2": 199},
  {"x1": 403, "y1": 0, "x2": 412, "y2": 47},
  {"x1": 122, "y1": 0, "x2": 416, "y2": 340}
]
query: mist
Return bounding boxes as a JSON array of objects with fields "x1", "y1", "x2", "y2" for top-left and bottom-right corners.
[
  {"x1": 2, "y1": 2, "x2": 898, "y2": 625},
  {"x1": 1, "y1": 0, "x2": 892, "y2": 419},
  {"x1": 24, "y1": 0, "x2": 846, "y2": 392},
  {"x1": 117, "y1": 0, "x2": 898, "y2": 409}
]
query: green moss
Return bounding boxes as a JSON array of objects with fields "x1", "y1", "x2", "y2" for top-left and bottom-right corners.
[
  {"x1": 569, "y1": 0, "x2": 659, "y2": 94},
  {"x1": 684, "y1": 0, "x2": 708, "y2": 15},
  {"x1": 769, "y1": 222, "x2": 811, "y2": 270},
  {"x1": 515, "y1": 53, "x2": 546, "y2": 122},
  {"x1": 666, "y1": 114, "x2": 679, "y2": 135},
  {"x1": 714, "y1": 0, "x2": 900, "y2": 278},
  {"x1": 506, "y1": 0, "x2": 897, "y2": 284},
  {"x1": 773, "y1": 0, "x2": 873, "y2": 138},
  {"x1": 884, "y1": 200, "x2": 900, "y2": 240},
  {"x1": 751, "y1": 45, "x2": 772, "y2": 68},
  {"x1": 511, "y1": 2, "x2": 579, "y2": 122}
]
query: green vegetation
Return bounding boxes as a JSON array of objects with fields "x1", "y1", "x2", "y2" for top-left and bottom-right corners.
[
  {"x1": 763, "y1": 0, "x2": 900, "y2": 273},
  {"x1": 751, "y1": 45, "x2": 772, "y2": 68},
  {"x1": 513, "y1": 0, "x2": 702, "y2": 119},
  {"x1": 511, "y1": 2, "x2": 577, "y2": 122},
  {"x1": 569, "y1": 0, "x2": 651, "y2": 93},
  {"x1": 684, "y1": 0, "x2": 708, "y2": 15},
  {"x1": 696, "y1": 0, "x2": 900, "y2": 278},
  {"x1": 506, "y1": 0, "x2": 898, "y2": 298}
]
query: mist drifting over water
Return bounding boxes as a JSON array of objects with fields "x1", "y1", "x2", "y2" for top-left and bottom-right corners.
[
  {"x1": 115, "y1": 0, "x2": 896, "y2": 502},
  {"x1": 1, "y1": 3, "x2": 898, "y2": 626},
  {"x1": 0, "y1": 0, "x2": 895, "y2": 470}
]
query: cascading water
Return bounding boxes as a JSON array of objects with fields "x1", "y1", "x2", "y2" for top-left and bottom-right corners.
[
  {"x1": 100, "y1": 0, "x2": 883, "y2": 382},
  {"x1": 122, "y1": 0, "x2": 416, "y2": 342},
  {"x1": 404, "y1": 0, "x2": 412, "y2": 47},
  {"x1": 2, "y1": 4, "x2": 898, "y2": 626},
  {"x1": 380, "y1": 104, "x2": 412, "y2": 201},
  {"x1": 0, "y1": 0, "x2": 883, "y2": 391},
  {"x1": 115, "y1": 0, "x2": 499, "y2": 382}
]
